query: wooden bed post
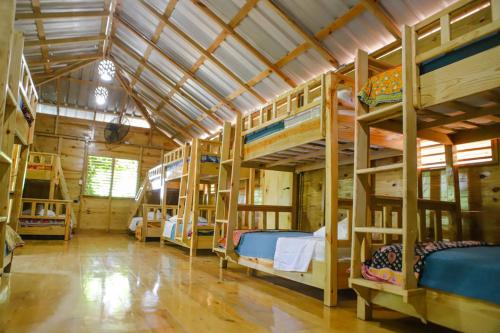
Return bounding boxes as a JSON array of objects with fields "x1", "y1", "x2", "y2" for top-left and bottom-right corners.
[
  {"x1": 444, "y1": 145, "x2": 462, "y2": 240},
  {"x1": 402, "y1": 25, "x2": 419, "y2": 291},
  {"x1": 189, "y1": 139, "x2": 202, "y2": 256},
  {"x1": 350, "y1": 48, "x2": 372, "y2": 319},
  {"x1": 324, "y1": 73, "x2": 339, "y2": 306},
  {"x1": 10, "y1": 145, "x2": 30, "y2": 232},
  {"x1": 0, "y1": 1, "x2": 16, "y2": 274}
]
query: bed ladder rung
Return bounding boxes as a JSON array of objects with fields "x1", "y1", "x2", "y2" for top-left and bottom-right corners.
[
  {"x1": 354, "y1": 227, "x2": 403, "y2": 235},
  {"x1": 357, "y1": 102, "x2": 402, "y2": 124},
  {"x1": 356, "y1": 163, "x2": 403, "y2": 175},
  {"x1": 215, "y1": 219, "x2": 229, "y2": 224}
]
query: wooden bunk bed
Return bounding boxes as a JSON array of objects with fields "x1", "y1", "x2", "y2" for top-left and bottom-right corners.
[
  {"x1": 213, "y1": 72, "x2": 374, "y2": 306},
  {"x1": 0, "y1": 5, "x2": 38, "y2": 275},
  {"x1": 18, "y1": 152, "x2": 73, "y2": 240},
  {"x1": 128, "y1": 164, "x2": 164, "y2": 241},
  {"x1": 160, "y1": 139, "x2": 219, "y2": 256},
  {"x1": 349, "y1": 1, "x2": 500, "y2": 331}
]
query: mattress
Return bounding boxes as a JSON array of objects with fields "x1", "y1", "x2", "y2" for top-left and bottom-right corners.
[
  {"x1": 162, "y1": 220, "x2": 214, "y2": 240},
  {"x1": 19, "y1": 219, "x2": 65, "y2": 227},
  {"x1": 420, "y1": 32, "x2": 500, "y2": 74},
  {"x1": 236, "y1": 231, "x2": 311, "y2": 260},
  {"x1": 236, "y1": 230, "x2": 351, "y2": 262},
  {"x1": 419, "y1": 246, "x2": 500, "y2": 305},
  {"x1": 129, "y1": 216, "x2": 142, "y2": 232}
]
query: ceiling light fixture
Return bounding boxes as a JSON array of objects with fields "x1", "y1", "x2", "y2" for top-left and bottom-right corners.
[
  {"x1": 95, "y1": 86, "x2": 109, "y2": 105},
  {"x1": 98, "y1": 59, "x2": 115, "y2": 82}
]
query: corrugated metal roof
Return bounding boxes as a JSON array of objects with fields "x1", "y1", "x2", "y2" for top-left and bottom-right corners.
[{"x1": 15, "y1": 0, "x2": 464, "y2": 142}]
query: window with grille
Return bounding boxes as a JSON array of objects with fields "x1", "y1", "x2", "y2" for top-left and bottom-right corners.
[
  {"x1": 84, "y1": 156, "x2": 138, "y2": 198},
  {"x1": 419, "y1": 140, "x2": 495, "y2": 169}
]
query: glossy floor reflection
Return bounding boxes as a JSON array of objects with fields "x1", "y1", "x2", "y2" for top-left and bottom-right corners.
[{"x1": 0, "y1": 233, "x2": 452, "y2": 333}]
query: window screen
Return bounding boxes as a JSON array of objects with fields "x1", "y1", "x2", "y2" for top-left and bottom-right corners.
[
  {"x1": 85, "y1": 156, "x2": 113, "y2": 196},
  {"x1": 84, "y1": 156, "x2": 138, "y2": 198},
  {"x1": 111, "y1": 158, "x2": 138, "y2": 198},
  {"x1": 419, "y1": 140, "x2": 494, "y2": 169}
]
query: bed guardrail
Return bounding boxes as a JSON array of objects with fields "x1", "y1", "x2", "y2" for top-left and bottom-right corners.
[{"x1": 241, "y1": 75, "x2": 325, "y2": 138}]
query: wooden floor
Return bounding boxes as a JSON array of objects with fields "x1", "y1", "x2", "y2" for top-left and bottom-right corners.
[{"x1": 0, "y1": 233, "x2": 453, "y2": 333}]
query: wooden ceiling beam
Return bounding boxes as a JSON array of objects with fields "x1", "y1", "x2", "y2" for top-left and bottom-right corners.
[
  {"x1": 361, "y1": 0, "x2": 401, "y2": 40},
  {"x1": 116, "y1": 70, "x2": 156, "y2": 129},
  {"x1": 114, "y1": 35, "x2": 223, "y2": 125},
  {"x1": 31, "y1": 0, "x2": 51, "y2": 73},
  {"x1": 16, "y1": 10, "x2": 110, "y2": 21},
  {"x1": 118, "y1": 69, "x2": 190, "y2": 142},
  {"x1": 128, "y1": 86, "x2": 194, "y2": 141},
  {"x1": 219, "y1": 4, "x2": 364, "y2": 104},
  {"x1": 24, "y1": 34, "x2": 106, "y2": 48},
  {"x1": 121, "y1": 66, "x2": 212, "y2": 135},
  {"x1": 419, "y1": 105, "x2": 500, "y2": 130},
  {"x1": 261, "y1": 0, "x2": 340, "y2": 68},
  {"x1": 192, "y1": 0, "x2": 297, "y2": 89},
  {"x1": 111, "y1": 37, "x2": 223, "y2": 126},
  {"x1": 28, "y1": 53, "x2": 102, "y2": 66},
  {"x1": 449, "y1": 123, "x2": 500, "y2": 144},
  {"x1": 34, "y1": 59, "x2": 98, "y2": 86},
  {"x1": 128, "y1": 1, "x2": 174, "y2": 88},
  {"x1": 138, "y1": 0, "x2": 242, "y2": 114}
]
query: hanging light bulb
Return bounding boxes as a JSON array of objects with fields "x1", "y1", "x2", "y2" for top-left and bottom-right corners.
[
  {"x1": 98, "y1": 59, "x2": 115, "y2": 81},
  {"x1": 95, "y1": 86, "x2": 109, "y2": 105}
]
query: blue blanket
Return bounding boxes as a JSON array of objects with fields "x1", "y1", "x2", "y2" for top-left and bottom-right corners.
[
  {"x1": 236, "y1": 231, "x2": 312, "y2": 260},
  {"x1": 420, "y1": 246, "x2": 500, "y2": 305}
]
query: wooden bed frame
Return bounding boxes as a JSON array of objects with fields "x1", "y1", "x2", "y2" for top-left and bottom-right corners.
[
  {"x1": 0, "y1": 7, "x2": 39, "y2": 275},
  {"x1": 17, "y1": 152, "x2": 74, "y2": 240},
  {"x1": 161, "y1": 139, "x2": 220, "y2": 256},
  {"x1": 350, "y1": 1, "x2": 500, "y2": 331},
  {"x1": 213, "y1": 72, "x2": 381, "y2": 307},
  {"x1": 129, "y1": 163, "x2": 165, "y2": 241},
  {"x1": 18, "y1": 198, "x2": 71, "y2": 240}
]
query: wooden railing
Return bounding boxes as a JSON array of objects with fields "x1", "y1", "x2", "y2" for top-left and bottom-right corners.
[
  {"x1": 28, "y1": 152, "x2": 55, "y2": 169},
  {"x1": 148, "y1": 164, "x2": 162, "y2": 181},
  {"x1": 198, "y1": 139, "x2": 221, "y2": 156},
  {"x1": 163, "y1": 145, "x2": 187, "y2": 165},
  {"x1": 142, "y1": 204, "x2": 163, "y2": 223},
  {"x1": 369, "y1": 196, "x2": 460, "y2": 242},
  {"x1": 241, "y1": 74, "x2": 324, "y2": 136},
  {"x1": 236, "y1": 204, "x2": 293, "y2": 230},
  {"x1": 18, "y1": 55, "x2": 38, "y2": 120},
  {"x1": 414, "y1": 0, "x2": 496, "y2": 64},
  {"x1": 20, "y1": 198, "x2": 71, "y2": 218}
]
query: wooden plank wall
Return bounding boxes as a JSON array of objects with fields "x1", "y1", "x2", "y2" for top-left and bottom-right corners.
[{"x1": 31, "y1": 113, "x2": 177, "y2": 232}]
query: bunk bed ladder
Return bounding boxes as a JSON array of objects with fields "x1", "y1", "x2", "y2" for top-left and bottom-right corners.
[
  {"x1": 174, "y1": 144, "x2": 191, "y2": 243},
  {"x1": 350, "y1": 26, "x2": 424, "y2": 320},
  {"x1": 127, "y1": 177, "x2": 150, "y2": 229},
  {"x1": 213, "y1": 115, "x2": 242, "y2": 266}
]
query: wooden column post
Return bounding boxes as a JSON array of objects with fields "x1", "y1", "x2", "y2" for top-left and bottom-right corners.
[
  {"x1": 445, "y1": 144, "x2": 462, "y2": 240},
  {"x1": 291, "y1": 171, "x2": 300, "y2": 230},
  {"x1": 0, "y1": 0, "x2": 16, "y2": 275},
  {"x1": 401, "y1": 25, "x2": 418, "y2": 290},
  {"x1": 10, "y1": 145, "x2": 30, "y2": 231},
  {"x1": 324, "y1": 73, "x2": 339, "y2": 307}
]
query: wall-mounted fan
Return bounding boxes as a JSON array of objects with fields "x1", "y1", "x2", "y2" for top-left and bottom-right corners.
[{"x1": 104, "y1": 116, "x2": 130, "y2": 144}]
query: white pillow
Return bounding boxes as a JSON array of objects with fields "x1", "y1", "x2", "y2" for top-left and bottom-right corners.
[
  {"x1": 38, "y1": 209, "x2": 56, "y2": 217},
  {"x1": 313, "y1": 218, "x2": 349, "y2": 240},
  {"x1": 313, "y1": 226, "x2": 325, "y2": 238},
  {"x1": 146, "y1": 210, "x2": 162, "y2": 220}
]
